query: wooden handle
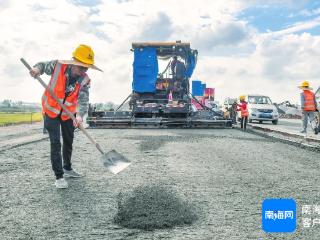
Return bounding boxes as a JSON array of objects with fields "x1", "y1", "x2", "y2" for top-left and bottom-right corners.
[
  {"x1": 20, "y1": 58, "x2": 77, "y2": 122},
  {"x1": 20, "y1": 58, "x2": 104, "y2": 154}
]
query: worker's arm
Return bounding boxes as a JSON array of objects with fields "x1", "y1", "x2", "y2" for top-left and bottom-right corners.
[
  {"x1": 300, "y1": 93, "x2": 305, "y2": 110},
  {"x1": 77, "y1": 75, "x2": 90, "y2": 118},
  {"x1": 30, "y1": 60, "x2": 58, "y2": 77},
  {"x1": 171, "y1": 60, "x2": 176, "y2": 73},
  {"x1": 73, "y1": 76, "x2": 90, "y2": 127},
  {"x1": 236, "y1": 103, "x2": 242, "y2": 111}
]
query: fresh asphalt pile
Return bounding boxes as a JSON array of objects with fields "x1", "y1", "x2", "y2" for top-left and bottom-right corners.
[{"x1": 114, "y1": 184, "x2": 198, "y2": 230}]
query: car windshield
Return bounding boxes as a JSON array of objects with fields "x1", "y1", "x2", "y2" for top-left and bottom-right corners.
[{"x1": 248, "y1": 96, "x2": 272, "y2": 104}]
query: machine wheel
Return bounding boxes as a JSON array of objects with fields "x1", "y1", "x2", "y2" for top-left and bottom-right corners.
[{"x1": 272, "y1": 120, "x2": 278, "y2": 125}]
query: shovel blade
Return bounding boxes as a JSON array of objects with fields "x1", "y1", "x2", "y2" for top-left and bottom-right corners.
[{"x1": 102, "y1": 150, "x2": 131, "y2": 174}]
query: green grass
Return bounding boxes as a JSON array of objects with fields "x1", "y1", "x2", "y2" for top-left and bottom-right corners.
[{"x1": 0, "y1": 112, "x2": 43, "y2": 126}]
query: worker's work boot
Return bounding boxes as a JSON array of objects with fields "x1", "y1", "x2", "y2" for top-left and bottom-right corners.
[
  {"x1": 55, "y1": 178, "x2": 68, "y2": 189},
  {"x1": 300, "y1": 130, "x2": 306, "y2": 134},
  {"x1": 63, "y1": 169, "x2": 83, "y2": 178}
]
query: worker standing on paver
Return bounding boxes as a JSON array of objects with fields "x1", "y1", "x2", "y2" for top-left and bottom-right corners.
[
  {"x1": 298, "y1": 81, "x2": 318, "y2": 134},
  {"x1": 29, "y1": 44, "x2": 102, "y2": 189},
  {"x1": 171, "y1": 56, "x2": 187, "y2": 94},
  {"x1": 237, "y1": 95, "x2": 249, "y2": 131}
]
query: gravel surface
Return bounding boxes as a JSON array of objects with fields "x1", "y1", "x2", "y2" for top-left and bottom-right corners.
[
  {"x1": 0, "y1": 122, "x2": 43, "y2": 140},
  {"x1": 1, "y1": 128, "x2": 320, "y2": 239},
  {"x1": 0, "y1": 123, "x2": 48, "y2": 152}
]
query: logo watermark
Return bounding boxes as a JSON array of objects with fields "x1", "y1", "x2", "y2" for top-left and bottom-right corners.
[
  {"x1": 301, "y1": 204, "x2": 320, "y2": 228},
  {"x1": 262, "y1": 199, "x2": 296, "y2": 233}
]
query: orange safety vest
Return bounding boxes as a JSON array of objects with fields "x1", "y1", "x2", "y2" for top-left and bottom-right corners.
[
  {"x1": 241, "y1": 108, "x2": 249, "y2": 117},
  {"x1": 42, "y1": 63, "x2": 81, "y2": 121},
  {"x1": 238, "y1": 101, "x2": 249, "y2": 117},
  {"x1": 303, "y1": 90, "x2": 316, "y2": 112}
]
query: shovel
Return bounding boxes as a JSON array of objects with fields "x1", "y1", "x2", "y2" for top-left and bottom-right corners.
[{"x1": 20, "y1": 58, "x2": 131, "y2": 174}]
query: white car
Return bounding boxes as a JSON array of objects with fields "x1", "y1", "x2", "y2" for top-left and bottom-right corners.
[
  {"x1": 245, "y1": 94, "x2": 279, "y2": 125},
  {"x1": 314, "y1": 87, "x2": 320, "y2": 129}
]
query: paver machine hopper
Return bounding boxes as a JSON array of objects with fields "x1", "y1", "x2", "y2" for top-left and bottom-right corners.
[{"x1": 87, "y1": 41, "x2": 232, "y2": 128}]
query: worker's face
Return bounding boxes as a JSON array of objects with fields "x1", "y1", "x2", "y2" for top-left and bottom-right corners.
[{"x1": 70, "y1": 65, "x2": 88, "y2": 77}]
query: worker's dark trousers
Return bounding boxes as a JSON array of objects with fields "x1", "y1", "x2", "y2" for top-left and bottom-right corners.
[
  {"x1": 44, "y1": 115, "x2": 75, "y2": 179},
  {"x1": 230, "y1": 111, "x2": 237, "y2": 124},
  {"x1": 240, "y1": 117, "x2": 248, "y2": 130}
]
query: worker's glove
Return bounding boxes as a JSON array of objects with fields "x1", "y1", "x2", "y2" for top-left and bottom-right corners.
[
  {"x1": 29, "y1": 67, "x2": 41, "y2": 78},
  {"x1": 73, "y1": 115, "x2": 83, "y2": 128}
]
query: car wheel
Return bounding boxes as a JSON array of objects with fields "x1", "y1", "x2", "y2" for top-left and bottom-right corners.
[
  {"x1": 272, "y1": 120, "x2": 278, "y2": 125},
  {"x1": 248, "y1": 118, "x2": 252, "y2": 123},
  {"x1": 259, "y1": 120, "x2": 263, "y2": 124}
]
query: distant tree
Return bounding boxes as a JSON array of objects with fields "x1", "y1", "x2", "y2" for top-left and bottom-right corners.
[
  {"x1": 2, "y1": 99, "x2": 12, "y2": 107},
  {"x1": 105, "y1": 101, "x2": 116, "y2": 111},
  {"x1": 95, "y1": 103, "x2": 104, "y2": 111},
  {"x1": 90, "y1": 102, "x2": 116, "y2": 111}
]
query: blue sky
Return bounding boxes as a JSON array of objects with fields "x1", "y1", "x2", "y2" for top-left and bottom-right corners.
[
  {"x1": 239, "y1": 1, "x2": 320, "y2": 34},
  {"x1": 70, "y1": 0, "x2": 102, "y2": 7}
]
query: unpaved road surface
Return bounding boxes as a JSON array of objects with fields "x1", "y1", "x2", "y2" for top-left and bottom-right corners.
[
  {"x1": 1, "y1": 127, "x2": 320, "y2": 239},
  {"x1": 0, "y1": 123, "x2": 47, "y2": 151}
]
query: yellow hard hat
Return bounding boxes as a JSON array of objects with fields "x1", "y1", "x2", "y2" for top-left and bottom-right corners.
[
  {"x1": 239, "y1": 95, "x2": 245, "y2": 101},
  {"x1": 59, "y1": 44, "x2": 102, "y2": 71},
  {"x1": 299, "y1": 81, "x2": 311, "y2": 89},
  {"x1": 73, "y1": 44, "x2": 95, "y2": 65}
]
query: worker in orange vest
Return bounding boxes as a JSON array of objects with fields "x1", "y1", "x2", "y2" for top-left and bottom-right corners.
[
  {"x1": 29, "y1": 44, "x2": 102, "y2": 188},
  {"x1": 237, "y1": 95, "x2": 249, "y2": 131},
  {"x1": 298, "y1": 81, "x2": 317, "y2": 134}
]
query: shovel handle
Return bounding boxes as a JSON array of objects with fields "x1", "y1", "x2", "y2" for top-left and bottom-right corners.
[
  {"x1": 20, "y1": 58, "x2": 104, "y2": 155},
  {"x1": 78, "y1": 124, "x2": 104, "y2": 154},
  {"x1": 20, "y1": 58, "x2": 76, "y2": 122}
]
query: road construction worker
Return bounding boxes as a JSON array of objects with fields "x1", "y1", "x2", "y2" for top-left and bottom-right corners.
[
  {"x1": 171, "y1": 56, "x2": 188, "y2": 94},
  {"x1": 298, "y1": 81, "x2": 317, "y2": 134},
  {"x1": 237, "y1": 95, "x2": 249, "y2": 131},
  {"x1": 29, "y1": 44, "x2": 102, "y2": 189},
  {"x1": 230, "y1": 100, "x2": 238, "y2": 124},
  {"x1": 171, "y1": 56, "x2": 185, "y2": 79}
]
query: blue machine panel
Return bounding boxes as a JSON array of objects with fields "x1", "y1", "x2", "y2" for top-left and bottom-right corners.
[{"x1": 132, "y1": 47, "x2": 158, "y2": 93}]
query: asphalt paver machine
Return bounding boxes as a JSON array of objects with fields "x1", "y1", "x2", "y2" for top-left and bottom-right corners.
[{"x1": 87, "y1": 41, "x2": 232, "y2": 128}]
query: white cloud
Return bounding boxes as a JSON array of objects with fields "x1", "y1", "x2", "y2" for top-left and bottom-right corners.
[
  {"x1": 0, "y1": 0, "x2": 319, "y2": 107},
  {"x1": 266, "y1": 16, "x2": 320, "y2": 37},
  {"x1": 298, "y1": 7, "x2": 320, "y2": 17}
]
